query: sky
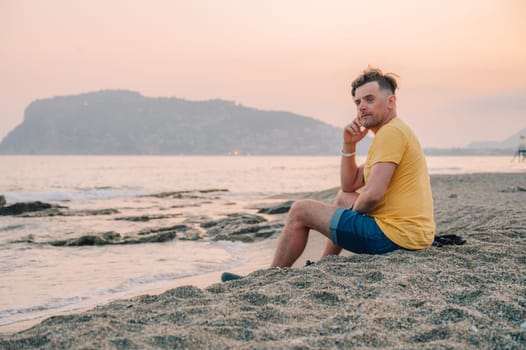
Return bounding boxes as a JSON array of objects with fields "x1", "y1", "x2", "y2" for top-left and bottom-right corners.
[{"x1": 1, "y1": 0, "x2": 525, "y2": 148}]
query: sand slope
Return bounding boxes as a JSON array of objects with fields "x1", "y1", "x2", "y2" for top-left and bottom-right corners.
[{"x1": 1, "y1": 173, "x2": 525, "y2": 349}]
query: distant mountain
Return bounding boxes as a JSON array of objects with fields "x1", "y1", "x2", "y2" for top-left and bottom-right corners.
[
  {"x1": 466, "y1": 128, "x2": 526, "y2": 150},
  {"x1": 424, "y1": 128, "x2": 526, "y2": 156},
  {"x1": 0, "y1": 90, "x2": 372, "y2": 155}
]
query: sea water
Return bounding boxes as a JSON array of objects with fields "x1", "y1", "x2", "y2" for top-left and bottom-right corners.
[{"x1": 0, "y1": 155, "x2": 524, "y2": 330}]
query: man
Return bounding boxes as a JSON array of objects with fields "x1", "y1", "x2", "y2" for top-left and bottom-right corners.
[{"x1": 270, "y1": 67, "x2": 435, "y2": 268}]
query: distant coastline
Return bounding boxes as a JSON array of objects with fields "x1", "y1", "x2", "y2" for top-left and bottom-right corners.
[
  {"x1": 424, "y1": 148, "x2": 518, "y2": 156},
  {"x1": 0, "y1": 90, "x2": 524, "y2": 156}
]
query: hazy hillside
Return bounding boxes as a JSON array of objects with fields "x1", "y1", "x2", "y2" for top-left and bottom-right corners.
[
  {"x1": 466, "y1": 128, "x2": 526, "y2": 150},
  {"x1": 0, "y1": 90, "x2": 372, "y2": 155}
]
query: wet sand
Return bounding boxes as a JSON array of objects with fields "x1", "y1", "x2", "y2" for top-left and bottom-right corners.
[{"x1": 1, "y1": 173, "x2": 525, "y2": 349}]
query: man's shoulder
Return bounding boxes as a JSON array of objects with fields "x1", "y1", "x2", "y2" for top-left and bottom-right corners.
[
  {"x1": 377, "y1": 118, "x2": 408, "y2": 138},
  {"x1": 386, "y1": 117, "x2": 410, "y2": 130},
  {"x1": 379, "y1": 118, "x2": 416, "y2": 139}
]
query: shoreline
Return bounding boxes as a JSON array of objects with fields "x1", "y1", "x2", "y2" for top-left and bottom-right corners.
[
  {"x1": 1, "y1": 172, "x2": 525, "y2": 349},
  {"x1": 0, "y1": 223, "x2": 336, "y2": 335}
]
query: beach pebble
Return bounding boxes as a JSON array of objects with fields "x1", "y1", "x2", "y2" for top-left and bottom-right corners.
[{"x1": 521, "y1": 321, "x2": 526, "y2": 330}]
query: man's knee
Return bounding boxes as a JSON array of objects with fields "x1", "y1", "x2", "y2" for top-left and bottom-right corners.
[
  {"x1": 289, "y1": 199, "x2": 312, "y2": 216},
  {"x1": 287, "y1": 199, "x2": 335, "y2": 236},
  {"x1": 288, "y1": 199, "x2": 321, "y2": 222}
]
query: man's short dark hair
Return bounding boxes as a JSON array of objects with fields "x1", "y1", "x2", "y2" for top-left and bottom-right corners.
[{"x1": 351, "y1": 67, "x2": 399, "y2": 97}]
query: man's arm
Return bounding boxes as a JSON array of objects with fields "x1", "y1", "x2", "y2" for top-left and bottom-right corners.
[
  {"x1": 341, "y1": 118, "x2": 368, "y2": 192},
  {"x1": 352, "y1": 162, "x2": 396, "y2": 213},
  {"x1": 341, "y1": 156, "x2": 365, "y2": 193}
]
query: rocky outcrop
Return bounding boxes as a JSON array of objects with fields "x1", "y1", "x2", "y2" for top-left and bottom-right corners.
[
  {"x1": 147, "y1": 189, "x2": 229, "y2": 198},
  {"x1": 45, "y1": 225, "x2": 200, "y2": 246},
  {"x1": 201, "y1": 213, "x2": 283, "y2": 243},
  {"x1": 0, "y1": 201, "x2": 124, "y2": 217},
  {"x1": 115, "y1": 214, "x2": 182, "y2": 222},
  {"x1": 0, "y1": 201, "x2": 65, "y2": 216},
  {"x1": 257, "y1": 200, "x2": 294, "y2": 214}
]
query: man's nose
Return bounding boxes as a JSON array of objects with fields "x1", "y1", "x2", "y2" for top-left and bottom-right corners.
[{"x1": 359, "y1": 103, "x2": 367, "y2": 111}]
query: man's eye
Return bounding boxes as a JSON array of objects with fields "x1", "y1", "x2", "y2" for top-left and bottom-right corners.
[{"x1": 367, "y1": 98, "x2": 374, "y2": 103}]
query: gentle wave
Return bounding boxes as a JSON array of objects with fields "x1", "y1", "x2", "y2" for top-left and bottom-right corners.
[
  {"x1": 0, "y1": 240, "x2": 247, "y2": 327},
  {"x1": 0, "y1": 295, "x2": 89, "y2": 326},
  {"x1": 2, "y1": 188, "x2": 148, "y2": 203},
  {"x1": 0, "y1": 224, "x2": 24, "y2": 232},
  {"x1": 0, "y1": 268, "x2": 228, "y2": 327}
]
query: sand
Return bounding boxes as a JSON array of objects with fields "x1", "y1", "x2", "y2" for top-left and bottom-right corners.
[{"x1": 1, "y1": 173, "x2": 525, "y2": 349}]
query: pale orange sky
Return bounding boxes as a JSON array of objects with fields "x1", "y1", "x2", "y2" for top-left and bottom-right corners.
[{"x1": 1, "y1": 0, "x2": 525, "y2": 147}]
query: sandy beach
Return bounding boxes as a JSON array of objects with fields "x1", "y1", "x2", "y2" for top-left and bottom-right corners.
[{"x1": 1, "y1": 173, "x2": 525, "y2": 349}]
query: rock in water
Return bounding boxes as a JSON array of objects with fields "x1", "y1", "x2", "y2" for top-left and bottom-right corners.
[
  {"x1": 201, "y1": 213, "x2": 282, "y2": 242},
  {"x1": 258, "y1": 200, "x2": 294, "y2": 214},
  {"x1": 0, "y1": 201, "x2": 56, "y2": 216}
]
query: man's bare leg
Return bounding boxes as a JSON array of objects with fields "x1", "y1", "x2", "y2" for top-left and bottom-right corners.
[
  {"x1": 271, "y1": 199, "x2": 337, "y2": 268},
  {"x1": 320, "y1": 190, "x2": 359, "y2": 259},
  {"x1": 321, "y1": 240, "x2": 343, "y2": 257}
]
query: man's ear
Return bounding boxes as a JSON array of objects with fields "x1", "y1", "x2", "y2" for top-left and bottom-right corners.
[{"x1": 388, "y1": 94, "x2": 397, "y2": 108}]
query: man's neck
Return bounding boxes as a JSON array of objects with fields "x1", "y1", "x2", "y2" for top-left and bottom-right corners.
[{"x1": 371, "y1": 113, "x2": 397, "y2": 134}]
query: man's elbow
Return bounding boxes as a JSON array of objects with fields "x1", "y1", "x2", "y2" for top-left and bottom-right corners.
[
  {"x1": 342, "y1": 178, "x2": 364, "y2": 193},
  {"x1": 341, "y1": 184, "x2": 358, "y2": 193},
  {"x1": 366, "y1": 190, "x2": 385, "y2": 206}
]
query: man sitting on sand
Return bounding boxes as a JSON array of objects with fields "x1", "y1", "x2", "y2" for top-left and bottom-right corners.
[{"x1": 270, "y1": 67, "x2": 435, "y2": 267}]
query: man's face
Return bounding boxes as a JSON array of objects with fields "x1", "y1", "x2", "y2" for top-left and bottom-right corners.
[{"x1": 353, "y1": 81, "x2": 392, "y2": 130}]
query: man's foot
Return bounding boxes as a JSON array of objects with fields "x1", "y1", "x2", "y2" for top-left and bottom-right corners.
[{"x1": 221, "y1": 272, "x2": 243, "y2": 282}]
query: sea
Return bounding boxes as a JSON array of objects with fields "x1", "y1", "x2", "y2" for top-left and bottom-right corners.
[{"x1": 0, "y1": 155, "x2": 524, "y2": 331}]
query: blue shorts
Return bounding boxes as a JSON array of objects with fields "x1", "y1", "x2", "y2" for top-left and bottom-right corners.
[{"x1": 330, "y1": 207, "x2": 403, "y2": 254}]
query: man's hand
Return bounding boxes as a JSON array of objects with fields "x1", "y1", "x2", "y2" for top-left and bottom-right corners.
[{"x1": 343, "y1": 118, "x2": 369, "y2": 147}]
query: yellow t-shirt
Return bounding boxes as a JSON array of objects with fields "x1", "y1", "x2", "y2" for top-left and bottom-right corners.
[{"x1": 364, "y1": 118, "x2": 435, "y2": 249}]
